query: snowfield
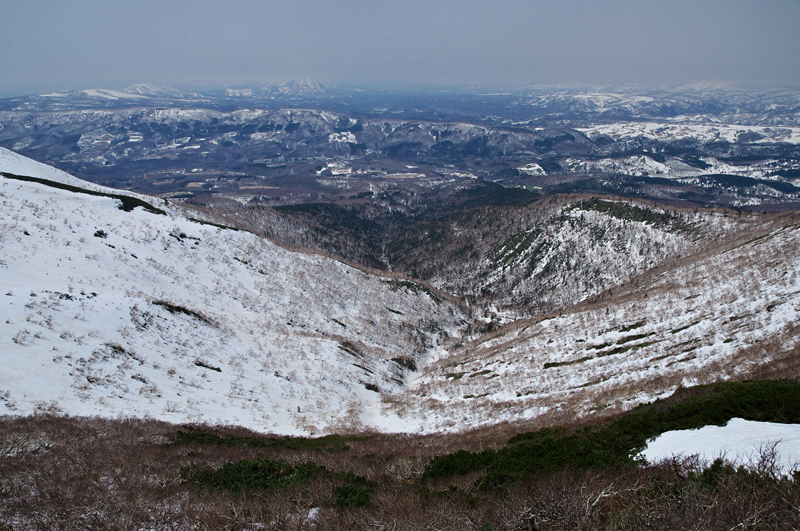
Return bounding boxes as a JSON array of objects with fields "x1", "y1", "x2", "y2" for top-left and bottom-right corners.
[
  {"x1": 642, "y1": 418, "x2": 800, "y2": 475},
  {"x1": 2, "y1": 147, "x2": 799, "y2": 446},
  {"x1": 0, "y1": 147, "x2": 465, "y2": 435}
]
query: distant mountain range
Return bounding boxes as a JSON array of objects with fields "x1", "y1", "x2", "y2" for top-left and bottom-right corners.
[{"x1": 2, "y1": 83, "x2": 799, "y2": 211}]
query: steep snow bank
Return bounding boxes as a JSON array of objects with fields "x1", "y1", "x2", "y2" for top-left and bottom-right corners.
[{"x1": 0, "y1": 147, "x2": 465, "y2": 435}]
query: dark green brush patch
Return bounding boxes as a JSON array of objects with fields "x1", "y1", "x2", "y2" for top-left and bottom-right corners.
[
  {"x1": 597, "y1": 344, "x2": 634, "y2": 356},
  {"x1": 421, "y1": 380, "x2": 800, "y2": 488},
  {"x1": 619, "y1": 320, "x2": 646, "y2": 332},
  {"x1": 181, "y1": 457, "x2": 324, "y2": 494},
  {"x1": 338, "y1": 341, "x2": 361, "y2": 357},
  {"x1": 194, "y1": 361, "x2": 221, "y2": 373},
  {"x1": 182, "y1": 456, "x2": 373, "y2": 506},
  {"x1": 575, "y1": 379, "x2": 605, "y2": 388},
  {"x1": 572, "y1": 198, "x2": 692, "y2": 232},
  {"x1": 650, "y1": 351, "x2": 679, "y2": 362},
  {"x1": 674, "y1": 338, "x2": 700, "y2": 349},
  {"x1": 464, "y1": 393, "x2": 490, "y2": 399},
  {"x1": 354, "y1": 363, "x2": 374, "y2": 375},
  {"x1": 331, "y1": 472, "x2": 373, "y2": 507},
  {"x1": 1, "y1": 172, "x2": 166, "y2": 215},
  {"x1": 152, "y1": 300, "x2": 214, "y2": 325},
  {"x1": 667, "y1": 356, "x2": 696, "y2": 367},
  {"x1": 543, "y1": 356, "x2": 592, "y2": 369},
  {"x1": 172, "y1": 427, "x2": 351, "y2": 452},
  {"x1": 588, "y1": 341, "x2": 615, "y2": 351},
  {"x1": 591, "y1": 333, "x2": 658, "y2": 358},
  {"x1": 671, "y1": 320, "x2": 702, "y2": 334},
  {"x1": 391, "y1": 357, "x2": 417, "y2": 371},
  {"x1": 187, "y1": 217, "x2": 239, "y2": 231},
  {"x1": 382, "y1": 279, "x2": 442, "y2": 303},
  {"x1": 615, "y1": 332, "x2": 655, "y2": 345},
  {"x1": 598, "y1": 339, "x2": 661, "y2": 358}
]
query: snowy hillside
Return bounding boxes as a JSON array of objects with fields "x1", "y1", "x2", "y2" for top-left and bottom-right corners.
[
  {"x1": 0, "y1": 147, "x2": 465, "y2": 435},
  {"x1": 2, "y1": 147, "x2": 799, "y2": 438},
  {"x1": 387, "y1": 196, "x2": 744, "y2": 315},
  {"x1": 384, "y1": 209, "x2": 800, "y2": 433}
]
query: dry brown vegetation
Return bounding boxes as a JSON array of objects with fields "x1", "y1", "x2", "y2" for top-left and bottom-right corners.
[{"x1": 2, "y1": 413, "x2": 799, "y2": 530}]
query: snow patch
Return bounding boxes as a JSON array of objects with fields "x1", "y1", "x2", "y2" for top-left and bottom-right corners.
[{"x1": 642, "y1": 418, "x2": 800, "y2": 475}]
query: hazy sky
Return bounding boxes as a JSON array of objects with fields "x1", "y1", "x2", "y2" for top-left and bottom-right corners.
[{"x1": 2, "y1": 0, "x2": 799, "y2": 96}]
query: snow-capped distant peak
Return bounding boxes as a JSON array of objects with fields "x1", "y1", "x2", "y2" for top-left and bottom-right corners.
[
  {"x1": 121, "y1": 84, "x2": 202, "y2": 99},
  {"x1": 263, "y1": 78, "x2": 330, "y2": 97},
  {"x1": 81, "y1": 88, "x2": 146, "y2": 100}
]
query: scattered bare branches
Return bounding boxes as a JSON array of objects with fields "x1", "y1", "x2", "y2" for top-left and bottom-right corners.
[{"x1": 1, "y1": 414, "x2": 799, "y2": 530}]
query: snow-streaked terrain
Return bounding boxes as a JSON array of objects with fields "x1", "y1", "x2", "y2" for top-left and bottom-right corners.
[
  {"x1": 2, "y1": 147, "x2": 800, "y2": 439},
  {"x1": 642, "y1": 418, "x2": 800, "y2": 475},
  {"x1": 560, "y1": 152, "x2": 799, "y2": 184},
  {"x1": 577, "y1": 122, "x2": 800, "y2": 146},
  {"x1": 383, "y1": 208, "x2": 800, "y2": 433},
  {"x1": 0, "y1": 147, "x2": 465, "y2": 435}
]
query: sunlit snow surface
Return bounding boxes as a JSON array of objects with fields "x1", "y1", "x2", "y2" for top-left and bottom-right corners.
[
  {"x1": 641, "y1": 418, "x2": 800, "y2": 475},
  {"x1": 0, "y1": 147, "x2": 465, "y2": 435},
  {"x1": 3, "y1": 146, "x2": 800, "y2": 440}
]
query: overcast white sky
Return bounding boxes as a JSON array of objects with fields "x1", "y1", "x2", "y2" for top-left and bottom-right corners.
[{"x1": 1, "y1": 0, "x2": 799, "y2": 96}]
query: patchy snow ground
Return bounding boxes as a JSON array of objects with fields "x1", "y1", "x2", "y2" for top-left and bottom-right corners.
[
  {"x1": 2, "y1": 147, "x2": 799, "y2": 442},
  {"x1": 641, "y1": 418, "x2": 800, "y2": 475},
  {"x1": 577, "y1": 122, "x2": 800, "y2": 146},
  {"x1": 558, "y1": 153, "x2": 799, "y2": 182},
  {"x1": 0, "y1": 147, "x2": 465, "y2": 435},
  {"x1": 385, "y1": 207, "x2": 800, "y2": 433}
]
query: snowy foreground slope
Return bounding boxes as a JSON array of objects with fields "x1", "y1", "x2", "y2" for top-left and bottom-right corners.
[
  {"x1": 2, "y1": 147, "x2": 800, "y2": 437},
  {"x1": 0, "y1": 147, "x2": 465, "y2": 435}
]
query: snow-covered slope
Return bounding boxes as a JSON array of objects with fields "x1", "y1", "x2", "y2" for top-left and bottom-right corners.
[
  {"x1": 0, "y1": 147, "x2": 132, "y2": 194},
  {"x1": 0, "y1": 147, "x2": 465, "y2": 435},
  {"x1": 3, "y1": 147, "x2": 799, "y2": 437},
  {"x1": 381, "y1": 210, "x2": 800, "y2": 432}
]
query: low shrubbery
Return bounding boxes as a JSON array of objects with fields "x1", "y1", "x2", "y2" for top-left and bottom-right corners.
[
  {"x1": 172, "y1": 426, "x2": 352, "y2": 452},
  {"x1": 182, "y1": 457, "x2": 324, "y2": 494},
  {"x1": 182, "y1": 456, "x2": 374, "y2": 507},
  {"x1": 421, "y1": 380, "x2": 800, "y2": 487},
  {"x1": 2, "y1": 380, "x2": 799, "y2": 529}
]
